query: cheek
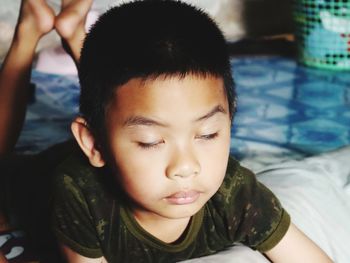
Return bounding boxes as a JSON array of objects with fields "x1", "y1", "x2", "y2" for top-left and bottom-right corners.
[
  {"x1": 205, "y1": 124, "x2": 231, "y2": 158},
  {"x1": 111, "y1": 144, "x2": 164, "y2": 189},
  {"x1": 199, "y1": 134, "x2": 230, "y2": 187},
  {"x1": 113, "y1": 159, "x2": 155, "y2": 200},
  {"x1": 209, "y1": 127, "x2": 231, "y2": 176}
]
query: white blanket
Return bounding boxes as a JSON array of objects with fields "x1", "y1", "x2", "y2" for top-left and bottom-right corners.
[{"x1": 184, "y1": 146, "x2": 350, "y2": 262}]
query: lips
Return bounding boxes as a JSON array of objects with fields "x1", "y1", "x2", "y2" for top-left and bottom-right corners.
[{"x1": 165, "y1": 190, "x2": 200, "y2": 205}]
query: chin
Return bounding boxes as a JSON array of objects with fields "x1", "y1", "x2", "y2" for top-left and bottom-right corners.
[{"x1": 164, "y1": 201, "x2": 206, "y2": 219}]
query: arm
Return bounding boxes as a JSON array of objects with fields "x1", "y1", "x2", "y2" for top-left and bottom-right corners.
[
  {"x1": 60, "y1": 244, "x2": 107, "y2": 263},
  {"x1": 264, "y1": 223, "x2": 333, "y2": 263}
]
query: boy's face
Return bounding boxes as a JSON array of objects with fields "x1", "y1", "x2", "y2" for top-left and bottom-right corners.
[{"x1": 104, "y1": 74, "x2": 231, "y2": 224}]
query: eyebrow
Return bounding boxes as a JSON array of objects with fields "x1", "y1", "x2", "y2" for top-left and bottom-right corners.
[
  {"x1": 123, "y1": 116, "x2": 167, "y2": 127},
  {"x1": 123, "y1": 105, "x2": 227, "y2": 128},
  {"x1": 194, "y1": 105, "x2": 227, "y2": 122}
]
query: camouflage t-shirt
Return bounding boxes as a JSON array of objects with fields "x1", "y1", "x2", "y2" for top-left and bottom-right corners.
[{"x1": 52, "y1": 150, "x2": 290, "y2": 262}]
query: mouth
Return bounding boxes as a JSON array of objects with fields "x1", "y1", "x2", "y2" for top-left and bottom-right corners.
[{"x1": 165, "y1": 190, "x2": 200, "y2": 205}]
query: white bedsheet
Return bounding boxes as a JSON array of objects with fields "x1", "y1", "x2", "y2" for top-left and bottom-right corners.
[{"x1": 183, "y1": 146, "x2": 350, "y2": 262}]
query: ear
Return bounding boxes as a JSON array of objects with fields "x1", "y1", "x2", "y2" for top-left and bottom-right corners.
[{"x1": 71, "y1": 117, "x2": 106, "y2": 167}]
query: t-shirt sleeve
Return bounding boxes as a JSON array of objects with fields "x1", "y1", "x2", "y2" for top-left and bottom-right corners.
[
  {"x1": 51, "y1": 158, "x2": 103, "y2": 258},
  {"x1": 213, "y1": 157, "x2": 291, "y2": 252}
]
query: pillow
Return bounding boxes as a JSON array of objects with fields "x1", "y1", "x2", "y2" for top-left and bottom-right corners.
[
  {"x1": 182, "y1": 245, "x2": 269, "y2": 263},
  {"x1": 257, "y1": 146, "x2": 350, "y2": 263}
]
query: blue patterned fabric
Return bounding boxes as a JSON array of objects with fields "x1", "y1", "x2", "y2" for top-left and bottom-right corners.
[
  {"x1": 16, "y1": 73, "x2": 79, "y2": 153},
  {"x1": 230, "y1": 56, "x2": 350, "y2": 167},
  {"x1": 16, "y1": 56, "x2": 350, "y2": 166}
]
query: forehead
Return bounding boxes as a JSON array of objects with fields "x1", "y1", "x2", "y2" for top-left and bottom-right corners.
[{"x1": 106, "y1": 74, "x2": 228, "y2": 122}]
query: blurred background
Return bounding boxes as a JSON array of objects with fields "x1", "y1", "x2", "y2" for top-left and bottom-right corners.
[{"x1": 0, "y1": 0, "x2": 294, "y2": 61}]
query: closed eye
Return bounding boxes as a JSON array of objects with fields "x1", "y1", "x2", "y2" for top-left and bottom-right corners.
[
  {"x1": 137, "y1": 140, "x2": 164, "y2": 149},
  {"x1": 196, "y1": 132, "x2": 218, "y2": 140}
]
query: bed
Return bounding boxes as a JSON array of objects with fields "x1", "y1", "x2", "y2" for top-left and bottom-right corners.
[{"x1": 2, "y1": 52, "x2": 350, "y2": 262}]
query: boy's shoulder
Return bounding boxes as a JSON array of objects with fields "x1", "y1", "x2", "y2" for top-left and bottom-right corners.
[
  {"x1": 52, "y1": 146, "x2": 110, "y2": 199},
  {"x1": 51, "y1": 148, "x2": 118, "y2": 257},
  {"x1": 208, "y1": 156, "x2": 290, "y2": 252},
  {"x1": 54, "y1": 144, "x2": 94, "y2": 177},
  {"x1": 209, "y1": 156, "x2": 257, "y2": 215},
  {"x1": 219, "y1": 155, "x2": 255, "y2": 191}
]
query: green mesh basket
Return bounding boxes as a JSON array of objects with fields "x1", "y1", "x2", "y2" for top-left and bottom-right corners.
[{"x1": 294, "y1": 0, "x2": 350, "y2": 70}]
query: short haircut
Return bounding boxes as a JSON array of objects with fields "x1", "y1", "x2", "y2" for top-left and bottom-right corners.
[{"x1": 79, "y1": 0, "x2": 236, "y2": 143}]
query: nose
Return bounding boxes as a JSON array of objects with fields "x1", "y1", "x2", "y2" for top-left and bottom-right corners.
[{"x1": 166, "y1": 145, "x2": 201, "y2": 180}]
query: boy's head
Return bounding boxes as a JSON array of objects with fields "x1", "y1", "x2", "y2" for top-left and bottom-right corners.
[
  {"x1": 73, "y1": 0, "x2": 235, "y2": 222},
  {"x1": 78, "y1": 0, "x2": 235, "y2": 144}
]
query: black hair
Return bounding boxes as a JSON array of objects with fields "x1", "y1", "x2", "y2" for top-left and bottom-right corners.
[{"x1": 79, "y1": 0, "x2": 236, "y2": 143}]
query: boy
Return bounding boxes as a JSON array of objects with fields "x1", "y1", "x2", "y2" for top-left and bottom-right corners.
[
  {"x1": 0, "y1": 0, "x2": 332, "y2": 262},
  {"x1": 52, "y1": 1, "x2": 332, "y2": 262}
]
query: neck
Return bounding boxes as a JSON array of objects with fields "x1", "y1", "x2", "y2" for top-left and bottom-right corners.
[{"x1": 133, "y1": 212, "x2": 191, "y2": 243}]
